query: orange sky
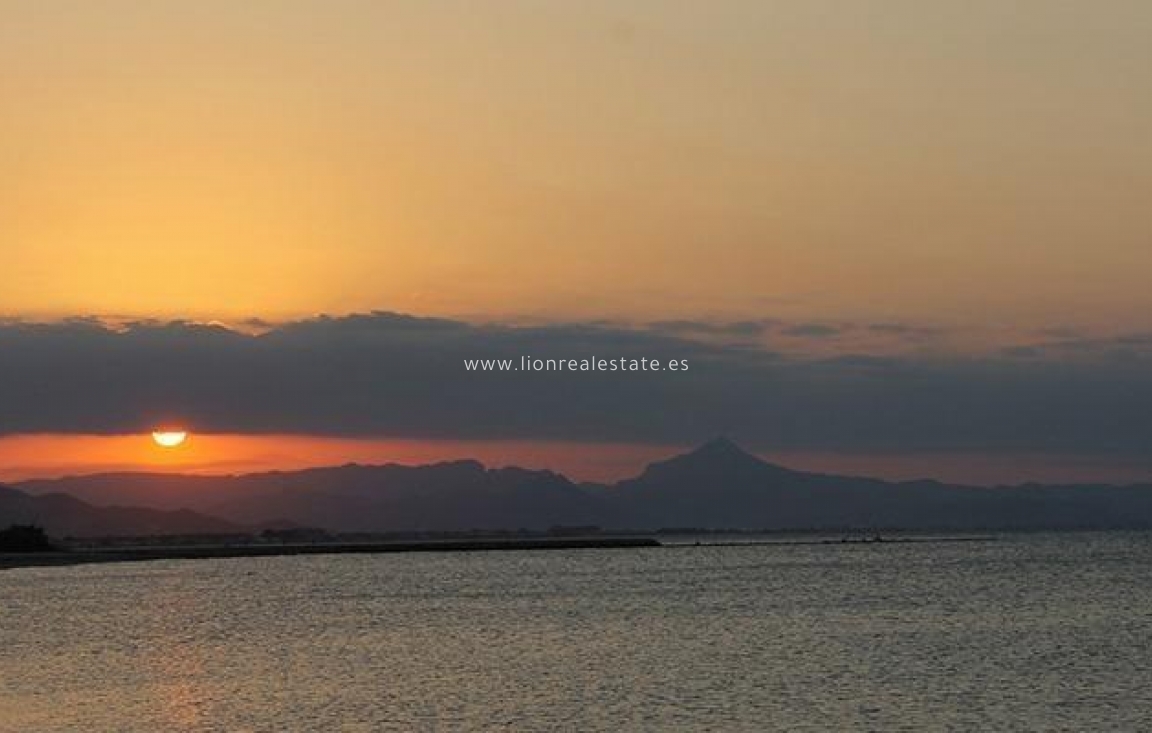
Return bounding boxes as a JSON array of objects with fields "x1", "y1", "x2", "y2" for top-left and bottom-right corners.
[
  {"x1": 0, "y1": 434, "x2": 678, "y2": 484},
  {"x1": 4, "y1": 433, "x2": 1151, "y2": 487},
  {"x1": 2, "y1": 1, "x2": 1150, "y2": 330},
  {"x1": 2, "y1": 2, "x2": 1150, "y2": 485}
]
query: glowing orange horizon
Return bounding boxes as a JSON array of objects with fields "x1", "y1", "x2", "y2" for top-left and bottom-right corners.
[
  {"x1": 0, "y1": 433, "x2": 1149, "y2": 488},
  {"x1": 0, "y1": 433, "x2": 676, "y2": 484}
]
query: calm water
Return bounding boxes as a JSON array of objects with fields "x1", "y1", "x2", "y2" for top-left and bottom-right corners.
[{"x1": 3, "y1": 533, "x2": 1151, "y2": 731}]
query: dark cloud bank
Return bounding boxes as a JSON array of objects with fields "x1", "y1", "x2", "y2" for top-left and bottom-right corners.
[{"x1": 1, "y1": 312, "x2": 1151, "y2": 460}]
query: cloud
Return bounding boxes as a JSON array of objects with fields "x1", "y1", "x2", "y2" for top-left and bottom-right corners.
[
  {"x1": 1, "y1": 312, "x2": 1150, "y2": 458},
  {"x1": 644, "y1": 318, "x2": 947, "y2": 351},
  {"x1": 646, "y1": 319, "x2": 775, "y2": 339},
  {"x1": 779, "y1": 323, "x2": 842, "y2": 339},
  {"x1": 866, "y1": 322, "x2": 942, "y2": 340}
]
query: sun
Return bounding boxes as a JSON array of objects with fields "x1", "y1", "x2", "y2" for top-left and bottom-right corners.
[{"x1": 151, "y1": 430, "x2": 189, "y2": 448}]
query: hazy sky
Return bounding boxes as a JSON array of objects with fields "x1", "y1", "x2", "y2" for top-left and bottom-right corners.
[
  {"x1": 3, "y1": 1, "x2": 1150, "y2": 329},
  {"x1": 3, "y1": 2, "x2": 1151, "y2": 483}
]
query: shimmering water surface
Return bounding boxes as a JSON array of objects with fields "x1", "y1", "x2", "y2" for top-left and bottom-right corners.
[{"x1": 3, "y1": 533, "x2": 1152, "y2": 731}]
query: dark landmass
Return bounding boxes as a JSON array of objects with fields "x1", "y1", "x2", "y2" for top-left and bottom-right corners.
[
  {"x1": 0, "y1": 484, "x2": 239, "y2": 537},
  {"x1": 0, "y1": 524, "x2": 55, "y2": 552},
  {"x1": 11, "y1": 438, "x2": 1152, "y2": 537},
  {"x1": 0, "y1": 535, "x2": 660, "y2": 570}
]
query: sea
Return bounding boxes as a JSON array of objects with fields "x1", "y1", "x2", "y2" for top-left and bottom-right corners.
[{"x1": 3, "y1": 532, "x2": 1151, "y2": 731}]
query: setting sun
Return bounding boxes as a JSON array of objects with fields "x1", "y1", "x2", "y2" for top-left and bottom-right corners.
[{"x1": 151, "y1": 430, "x2": 189, "y2": 448}]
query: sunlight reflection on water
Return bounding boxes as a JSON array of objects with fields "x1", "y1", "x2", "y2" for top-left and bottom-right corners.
[{"x1": 3, "y1": 533, "x2": 1152, "y2": 731}]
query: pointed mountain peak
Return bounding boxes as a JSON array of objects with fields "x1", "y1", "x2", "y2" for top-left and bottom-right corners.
[
  {"x1": 637, "y1": 437, "x2": 781, "y2": 481},
  {"x1": 680, "y1": 437, "x2": 771, "y2": 469},
  {"x1": 689, "y1": 436, "x2": 750, "y2": 459}
]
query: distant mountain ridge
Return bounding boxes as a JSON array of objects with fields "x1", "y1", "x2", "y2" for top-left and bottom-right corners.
[
  {"x1": 0, "y1": 484, "x2": 238, "y2": 538},
  {"x1": 13, "y1": 439, "x2": 1152, "y2": 536}
]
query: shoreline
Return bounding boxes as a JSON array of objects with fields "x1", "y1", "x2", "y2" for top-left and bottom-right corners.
[
  {"x1": 0, "y1": 533, "x2": 1009, "y2": 570},
  {"x1": 0, "y1": 536, "x2": 662, "y2": 570},
  {"x1": 663, "y1": 535, "x2": 998, "y2": 547}
]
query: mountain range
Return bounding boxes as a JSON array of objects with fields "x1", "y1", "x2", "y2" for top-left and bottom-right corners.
[
  {"x1": 8, "y1": 438, "x2": 1152, "y2": 537},
  {"x1": 0, "y1": 484, "x2": 237, "y2": 538}
]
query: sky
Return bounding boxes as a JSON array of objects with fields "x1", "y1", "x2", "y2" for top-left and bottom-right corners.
[{"x1": 2, "y1": 1, "x2": 1151, "y2": 483}]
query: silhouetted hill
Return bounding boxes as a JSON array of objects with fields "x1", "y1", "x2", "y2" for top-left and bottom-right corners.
[
  {"x1": 0, "y1": 484, "x2": 238, "y2": 538},
  {"x1": 15, "y1": 441, "x2": 1152, "y2": 532},
  {"x1": 210, "y1": 461, "x2": 599, "y2": 532},
  {"x1": 17, "y1": 461, "x2": 601, "y2": 532},
  {"x1": 608, "y1": 440, "x2": 1152, "y2": 530}
]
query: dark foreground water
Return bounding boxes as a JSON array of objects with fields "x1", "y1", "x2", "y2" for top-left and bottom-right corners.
[{"x1": 3, "y1": 532, "x2": 1151, "y2": 731}]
